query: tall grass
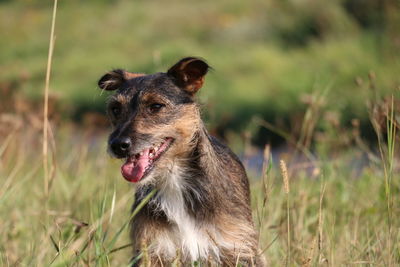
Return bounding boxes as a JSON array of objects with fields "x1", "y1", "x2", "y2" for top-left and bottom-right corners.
[
  {"x1": 380, "y1": 96, "x2": 397, "y2": 267},
  {"x1": 42, "y1": 0, "x2": 58, "y2": 198},
  {"x1": 0, "y1": 118, "x2": 398, "y2": 265},
  {"x1": 279, "y1": 160, "x2": 290, "y2": 266}
]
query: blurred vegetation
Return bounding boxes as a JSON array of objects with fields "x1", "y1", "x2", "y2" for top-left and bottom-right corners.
[{"x1": 1, "y1": 0, "x2": 399, "y2": 144}]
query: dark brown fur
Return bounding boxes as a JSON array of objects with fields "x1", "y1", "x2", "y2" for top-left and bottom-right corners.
[{"x1": 99, "y1": 57, "x2": 265, "y2": 266}]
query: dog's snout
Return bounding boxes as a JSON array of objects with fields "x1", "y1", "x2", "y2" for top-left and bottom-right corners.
[
  {"x1": 110, "y1": 137, "x2": 132, "y2": 157},
  {"x1": 119, "y1": 137, "x2": 132, "y2": 151}
]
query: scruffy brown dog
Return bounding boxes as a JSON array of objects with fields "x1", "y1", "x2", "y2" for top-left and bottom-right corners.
[{"x1": 98, "y1": 57, "x2": 264, "y2": 266}]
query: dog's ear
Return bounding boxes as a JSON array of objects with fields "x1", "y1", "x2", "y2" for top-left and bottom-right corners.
[
  {"x1": 98, "y1": 69, "x2": 145, "y2": 91},
  {"x1": 167, "y1": 57, "x2": 210, "y2": 95}
]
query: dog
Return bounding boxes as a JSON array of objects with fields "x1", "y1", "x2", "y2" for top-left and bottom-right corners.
[{"x1": 98, "y1": 57, "x2": 264, "y2": 266}]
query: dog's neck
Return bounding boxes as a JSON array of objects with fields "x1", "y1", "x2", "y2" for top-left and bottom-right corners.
[
  {"x1": 135, "y1": 123, "x2": 221, "y2": 221},
  {"x1": 138, "y1": 125, "x2": 224, "y2": 261}
]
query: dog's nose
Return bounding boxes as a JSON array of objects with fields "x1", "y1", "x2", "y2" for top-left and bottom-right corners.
[{"x1": 110, "y1": 137, "x2": 132, "y2": 157}]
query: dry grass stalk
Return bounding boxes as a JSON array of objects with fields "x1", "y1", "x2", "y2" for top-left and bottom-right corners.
[
  {"x1": 368, "y1": 83, "x2": 397, "y2": 266},
  {"x1": 280, "y1": 159, "x2": 290, "y2": 266},
  {"x1": 257, "y1": 144, "x2": 271, "y2": 234},
  {"x1": 280, "y1": 160, "x2": 290, "y2": 194},
  {"x1": 318, "y1": 183, "x2": 326, "y2": 264},
  {"x1": 262, "y1": 144, "x2": 271, "y2": 183},
  {"x1": 42, "y1": 0, "x2": 58, "y2": 197}
]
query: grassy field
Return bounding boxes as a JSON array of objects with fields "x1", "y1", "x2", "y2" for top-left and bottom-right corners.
[
  {"x1": 1, "y1": 0, "x2": 400, "y2": 266},
  {"x1": 0, "y1": 102, "x2": 399, "y2": 266}
]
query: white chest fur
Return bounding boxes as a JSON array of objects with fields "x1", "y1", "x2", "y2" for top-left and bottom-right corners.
[{"x1": 147, "y1": 164, "x2": 222, "y2": 262}]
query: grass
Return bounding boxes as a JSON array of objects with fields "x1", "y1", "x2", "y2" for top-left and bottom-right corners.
[
  {"x1": 279, "y1": 159, "x2": 291, "y2": 266},
  {"x1": 42, "y1": 0, "x2": 57, "y2": 198},
  {"x1": 0, "y1": 118, "x2": 398, "y2": 266}
]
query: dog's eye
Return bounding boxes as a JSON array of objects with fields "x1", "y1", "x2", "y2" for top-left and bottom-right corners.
[{"x1": 149, "y1": 103, "x2": 165, "y2": 113}]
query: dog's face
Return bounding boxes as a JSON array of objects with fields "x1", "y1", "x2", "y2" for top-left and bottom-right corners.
[{"x1": 98, "y1": 57, "x2": 209, "y2": 183}]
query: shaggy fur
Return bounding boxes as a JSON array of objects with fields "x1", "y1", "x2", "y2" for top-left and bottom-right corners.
[{"x1": 99, "y1": 57, "x2": 265, "y2": 266}]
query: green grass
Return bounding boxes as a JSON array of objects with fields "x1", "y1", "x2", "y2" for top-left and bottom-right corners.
[{"x1": 0, "y1": 116, "x2": 399, "y2": 266}]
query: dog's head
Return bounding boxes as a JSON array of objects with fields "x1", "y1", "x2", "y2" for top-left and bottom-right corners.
[{"x1": 98, "y1": 57, "x2": 209, "y2": 183}]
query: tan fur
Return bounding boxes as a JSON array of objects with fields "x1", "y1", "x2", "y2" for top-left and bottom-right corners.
[{"x1": 124, "y1": 72, "x2": 145, "y2": 80}]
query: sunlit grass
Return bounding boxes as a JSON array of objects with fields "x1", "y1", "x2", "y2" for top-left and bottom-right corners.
[{"x1": 0, "y1": 119, "x2": 398, "y2": 266}]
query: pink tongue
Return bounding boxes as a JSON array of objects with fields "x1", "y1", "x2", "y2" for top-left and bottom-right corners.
[{"x1": 121, "y1": 149, "x2": 150, "y2": 183}]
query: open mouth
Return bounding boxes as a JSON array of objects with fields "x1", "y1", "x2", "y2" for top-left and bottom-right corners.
[{"x1": 121, "y1": 137, "x2": 174, "y2": 183}]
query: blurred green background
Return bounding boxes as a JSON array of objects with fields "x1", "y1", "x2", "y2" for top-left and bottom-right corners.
[{"x1": 1, "y1": 0, "x2": 399, "y2": 144}]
